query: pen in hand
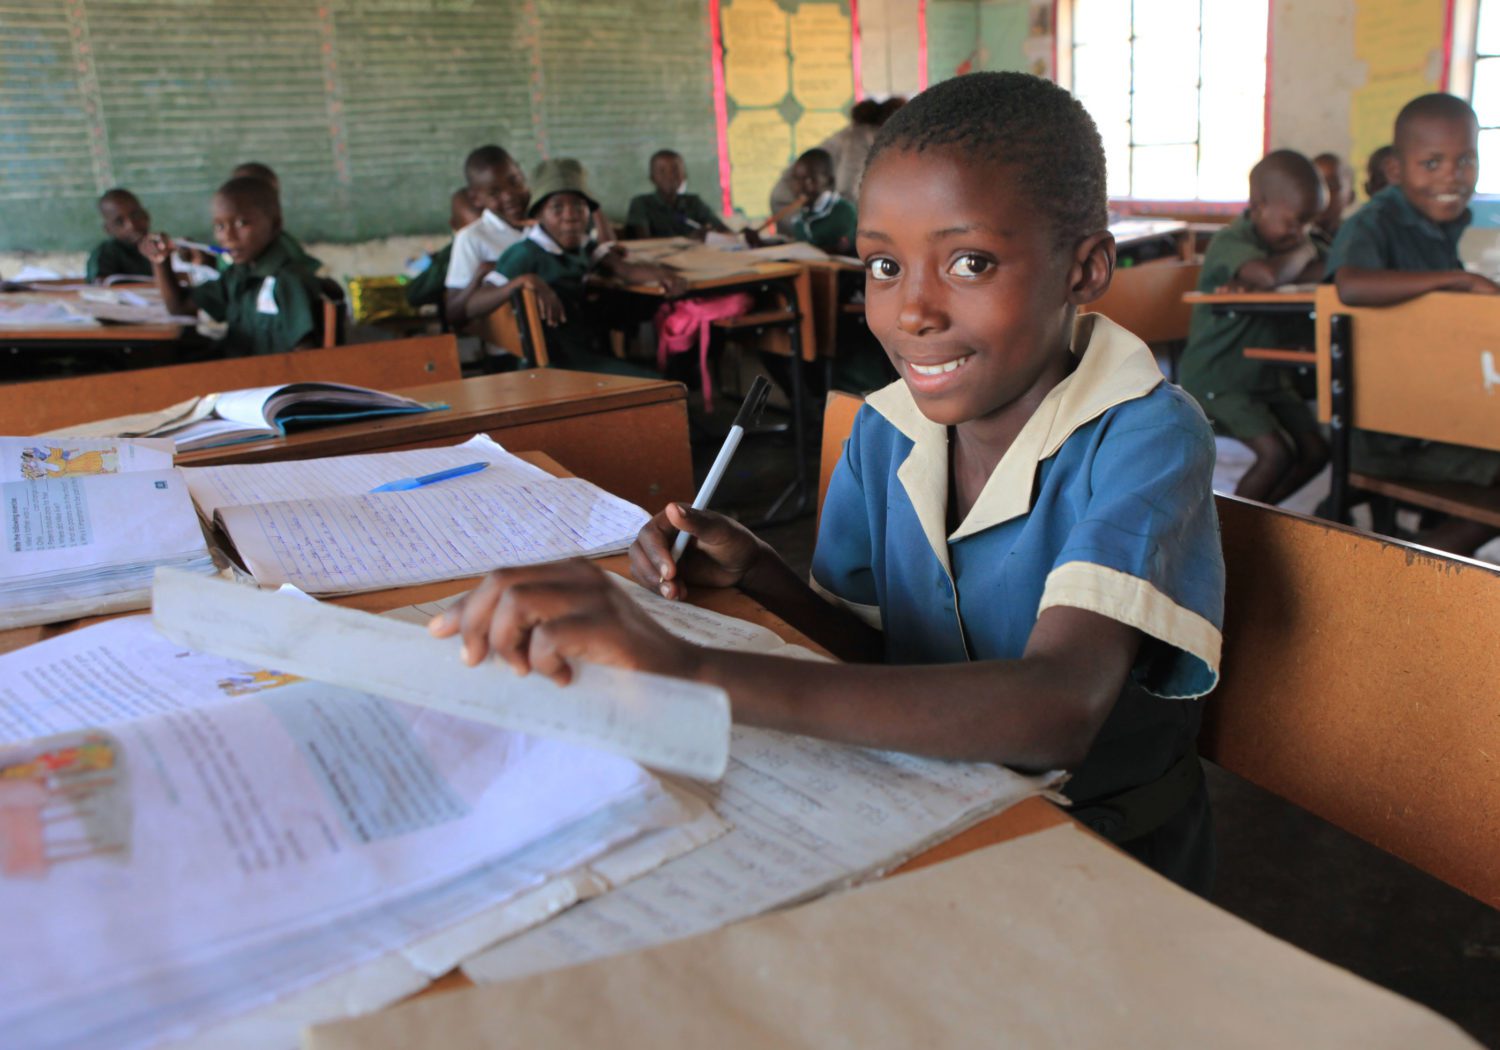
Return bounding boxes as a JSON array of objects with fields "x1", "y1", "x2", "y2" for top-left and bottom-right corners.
[{"x1": 670, "y1": 377, "x2": 772, "y2": 561}]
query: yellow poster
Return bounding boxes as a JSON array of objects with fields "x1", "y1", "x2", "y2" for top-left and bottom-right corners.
[
  {"x1": 794, "y1": 109, "x2": 849, "y2": 155},
  {"x1": 728, "y1": 108, "x2": 794, "y2": 215},
  {"x1": 790, "y1": 3, "x2": 853, "y2": 111},
  {"x1": 723, "y1": 0, "x2": 790, "y2": 107},
  {"x1": 1349, "y1": 0, "x2": 1446, "y2": 192}
]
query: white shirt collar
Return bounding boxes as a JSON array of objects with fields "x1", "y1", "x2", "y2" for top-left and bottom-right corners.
[
  {"x1": 482, "y1": 209, "x2": 523, "y2": 238},
  {"x1": 807, "y1": 190, "x2": 838, "y2": 219},
  {"x1": 525, "y1": 223, "x2": 565, "y2": 255}
]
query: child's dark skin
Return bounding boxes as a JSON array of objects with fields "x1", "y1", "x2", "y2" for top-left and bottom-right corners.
[
  {"x1": 100, "y1": 193, "x2": 150, "y2": 250},
  {"x1": 649, "y1": 154, "x2": 730, "y2": 239},
  {"x1": 791, "y1": 157, "x2": 852, "y2": 254},
  {"x1": 445, "y1": 158, "x2": 540, "y2": 326},
  {"x1": 1335, "y1": 114, "x2": 1499, "y2": 306},
  {"x1": 429, "y1": 147, "x2": 1138, "y2": 773}
]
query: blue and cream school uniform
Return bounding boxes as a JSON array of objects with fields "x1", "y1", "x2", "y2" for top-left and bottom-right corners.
[{"x1": 813, "y1": 314, "x2": 1225, "y2": 889}]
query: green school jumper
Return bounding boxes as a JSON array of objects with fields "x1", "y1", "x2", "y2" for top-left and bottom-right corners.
[
  {"x1": 192, "y1": 238, "x2": 322, "y2": 356},
  {"x1": 792, "y1": 192, "x2": 858, "y2": 254},
  {"x1": 86, "y1": 239, "x2": 154, "y2": 283},
  {"x1": 625, "y1": 191, "x2": 723, "y2": 238}
]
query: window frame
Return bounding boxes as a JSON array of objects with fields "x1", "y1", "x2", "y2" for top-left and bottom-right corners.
[{"x1": 1057, "y1": 0, "x2": 1272, "y2": 215}]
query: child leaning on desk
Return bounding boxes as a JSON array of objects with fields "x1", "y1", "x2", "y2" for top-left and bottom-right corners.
[
  {"x1": 87, "y1": 188, "x2": 155, "y2": 283},
  {"x1": 1324, "y1": 93, "x2": 1500, "y2": 555},
  {"x1": 1178, "y1": 150, "x2": 1329, "y2": 505},
  {"x1": 432, "y1": 73, "x2": 1227, "y2": 894}
]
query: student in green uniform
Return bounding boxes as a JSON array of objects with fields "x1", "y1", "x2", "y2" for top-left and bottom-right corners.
[
  {"x1": 142, "y1": 176, "x2": 323, "y2": 356},
  {"x1": 1324, "y1": 93, "x2": 1500, "y2": 555},
  {"x1": 86, "y1": 189, "x2": 155, "y2": 283},
  {"x1": 405, "y1": 188, "x2": 483, "y2": 310},
  {"x1": 1179, "y1": 150, "x2": 1328, "y2": 505},
  {"x1": 789, "y1": 148, "x2": 857, "y2": 254},
  {"x1": 492, "y1": 158, "x2": 685, "y2": 376},
  {"x1": 433, "y1": 73, "x2": 1227, "y2": 895},
  {"x1": 625, "y1": 150, "x2": 731, "y2": 239},
  {"x1": 230, "y1": 161, "x2": 324, "y2": 273}
]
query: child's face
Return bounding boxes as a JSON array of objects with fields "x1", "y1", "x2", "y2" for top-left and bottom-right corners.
[
  {"x1": 857, "y1": 147, "x2": 1103, "y2": 429},
  {"x1": 793, "y1": 161, "x2": 831, "y2": 201},
  {"x1": 1313, "y1": 159, "x2": 1351, "y2": 233},
  {"x1": 651, "y1": 155, "x2": 686, "y2": 197},
  {"x1": 101, "y1": 196, "x2": 150, "y2": 246},
  {"x1": 1394, "y1": 116, "x2": 1479, "y2": 224},
  {"x1": 469, "y1": 161, "x2": 532, "y2": 227},
  {"x1": 450, "y1": 190, "x2": 482, "y2": 232},
  {"x1": 1248, "y1": 187, "x2": 1319, "y2": 254},
  {"x1": 211, "y1": 193, "x2": 279, "y2": 266},
  {"x1": 538, "y1": 192, "x2": 592, "y2": 251}
]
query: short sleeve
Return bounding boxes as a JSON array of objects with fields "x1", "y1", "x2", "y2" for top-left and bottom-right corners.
[
  {"x1": 191, "y1": 275, "x2": 229, "y2": 321},
  {"x1": 272, "y1": 272, "x2": 319, "y2": 350},
  {"x1": 85, "y1": 243, "x2": 105, "y2": 282},
  {"x1": 1324, "y1": 211, "x2": 1389, "y2": 277},
  {"x1": 444, "y1": 227, "x2": 482, "y2": 289},
  {"x1": 495, "y1": 241, "x2": 538, "y2": 282},
  {"x1": 1038, "y1": 393, "x2": 1225, "y2": 699},
  {"x1": 1199, "y1": 224, "x2": 1266, "y2": 290},
  {"x1": 687, "y1": 195, "x2": 722, "y2": 229},
  {"x1": 625, "y1": 195, "x2": 650, "y2": 236},
  {"x1": 809, "y1": 409, "x2": 883, "y2": 630}
]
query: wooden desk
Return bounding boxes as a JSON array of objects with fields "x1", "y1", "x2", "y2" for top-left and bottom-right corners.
[
  {"x1": 173, "y1": 369, "x2": 694, "y2": 512},
  {"x1": 1182, "y1": 289, "x2": 1317, "y2": 315}
]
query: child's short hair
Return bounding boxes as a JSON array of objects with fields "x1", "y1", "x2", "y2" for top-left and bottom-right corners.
[
  {"x1": 464, "y1": 145, "x2": 514, "y2": 180},
  {"x1": 650, "y1": 149, "x2": 682, "y2": 166},
  {"x1": 868, "y1": 72, "x2": 1107, "y2": 248},
  {"x1": 97, "y1": 187, "x2": 138, "y2": 213},
  {"x1": 1249, "y1": 149, "x2": 1322, "y2": 203},
  {"x1": 232, "y1": 161, "x2": 279, "y2": 192},
  {"x1": 216, "y1": 175, "x2": 281, "y2": 221},
  {"x1": 796, "y1": 148, "x2": 834, "y2": 179},
  {"x1": 1394, "y1": 93, "x2": 1478, "y2": 145}
]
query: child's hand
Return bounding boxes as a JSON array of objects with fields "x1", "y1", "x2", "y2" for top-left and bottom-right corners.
[
  {"x1": 140, "y1": 233, "x2": 175, "y2": 267},
  {"x1": 742, "y1": 228, "x2": 764, "y2": 249},
  {"x1": 427, "y1": 559, "x2": 697, "y2": 685},
  {"x1": 654, "y1": 265, "x2": 688, "y2": 298},
  {"x1": 1458, "y1": 272, "x2": 1500, "y2": 295},
  {"x1": 630, "y1": 503, "x2": 765, "y2": 600},
  {"x1": 524, "y1": 276, "x2": 567, "y2": 325}
]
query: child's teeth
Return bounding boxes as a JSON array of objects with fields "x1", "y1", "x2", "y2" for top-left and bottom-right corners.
[{"x1": 911, "y1": 358, "x2": 967, "y2": 376}]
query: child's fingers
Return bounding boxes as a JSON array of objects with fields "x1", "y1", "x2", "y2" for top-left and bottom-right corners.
[
  {"x1": 484, "y1": 579, "x2": 609, "y2": 674},
  {"x1": 526, "y1": 612, "x2": 610, "y2": 685}
]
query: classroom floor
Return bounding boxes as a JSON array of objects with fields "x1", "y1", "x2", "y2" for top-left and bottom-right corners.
[{"x1": 686, "y1": 390, "x2": 1500, "y2": 1049}]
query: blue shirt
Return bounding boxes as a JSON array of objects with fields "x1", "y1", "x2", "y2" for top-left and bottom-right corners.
[{"x1": 813, "y1": 315, "x2": 1225, "y2": 798}]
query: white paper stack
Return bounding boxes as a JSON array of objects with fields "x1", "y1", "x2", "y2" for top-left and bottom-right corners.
[{"x1": 0, "y1": 437, "x2": 215, "y2": 628}]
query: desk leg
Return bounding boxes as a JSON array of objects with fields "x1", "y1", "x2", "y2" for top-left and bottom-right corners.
[
  {"x1": 760, "y1": 277, "x2": 813, "y2": 524},
  {"x1": 1326, "y1": 313, "x2": 1353, "y2": 524}
]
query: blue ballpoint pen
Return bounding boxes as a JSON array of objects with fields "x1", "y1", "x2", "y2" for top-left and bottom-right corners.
[{"x1": 369, "y1": 461, "x2": 490, "y2": 493}]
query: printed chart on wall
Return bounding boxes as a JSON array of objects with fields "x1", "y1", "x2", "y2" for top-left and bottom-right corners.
[
  {"x1": 1349, "y1": 0, "x2": 1447, "y2": 189},
  {"x1": 719, "y1": 0, "x2": 854, "y2": 218}
]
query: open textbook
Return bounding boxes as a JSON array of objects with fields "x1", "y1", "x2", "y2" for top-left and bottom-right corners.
[
  {"x1": 178, "y1": 435, "x2": 651, "y2": 594},
  {"x1": 0, "y1": 613, "x2": 714, "y2": 1050},
  {"x1": 50, "y1": 381, "x2": 439, "y2": 452},
  {"x1": 0, "y1": 436, "x2": 213, "y2": 628}
]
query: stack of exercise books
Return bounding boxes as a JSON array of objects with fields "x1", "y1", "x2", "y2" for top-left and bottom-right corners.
[{"x1": 0, "y1": 436, "x2": 216, "y2": 629}]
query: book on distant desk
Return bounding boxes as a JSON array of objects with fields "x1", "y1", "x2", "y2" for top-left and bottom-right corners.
[{"x1": 52, "y1": 381, "x2": 442, "y2": 452}]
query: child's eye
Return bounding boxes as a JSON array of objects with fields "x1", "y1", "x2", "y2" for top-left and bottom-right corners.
[
  {"x1": 867, "y1": 257, "x2": 900, "y2": 281},
  {"x1": 1424, "y1": 158, "x2": 1441, "y2": 171},
  {"x1": 948, "y1": 254, "x2": 992, "y2": 278}
]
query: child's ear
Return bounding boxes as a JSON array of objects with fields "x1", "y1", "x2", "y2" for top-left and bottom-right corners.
[{"x1": 1066, "y1": 231, "x2": 1115, "y2": 307}]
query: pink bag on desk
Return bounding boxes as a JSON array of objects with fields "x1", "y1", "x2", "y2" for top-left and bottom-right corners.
[{"x1": 654, "y1": 292, "x2": 753, "y2": 413}]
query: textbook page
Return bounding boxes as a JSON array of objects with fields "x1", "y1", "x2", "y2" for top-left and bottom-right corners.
[
  {"x1": 0, "y1": 615, "x2": 686, "y2": 1049},
  {"x1": 0, "y1": 436, "x2": 174, "y2": 482},
  {"x1": 182, "y1": 434, "x2": 545, "y2": 520},
  {"x1": 213, "y1": 475, "x2": 649, "y2": 593}
]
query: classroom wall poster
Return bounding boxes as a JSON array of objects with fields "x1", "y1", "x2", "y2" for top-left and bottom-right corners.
[
  {"x1": 718, "y1": 0, "x2": 855, "y2": 218},
  {"x1": 1349, "y1": 0, "x2": 1447, "y2": 186}
]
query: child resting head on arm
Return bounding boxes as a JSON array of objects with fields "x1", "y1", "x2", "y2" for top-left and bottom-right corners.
[{"x1": 431, "y1": 72, "x2": 1226, "y2": 893}]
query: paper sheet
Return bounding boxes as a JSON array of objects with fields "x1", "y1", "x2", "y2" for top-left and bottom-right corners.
[
  {"x1": 311, "y1": 825, "x2": 1483, "y2": 1050},
  {"x1": 151, "y1": 569, "x2": 732, "y2": 780},
  {"x1": 0, "y1": 436, "x2": 175, "y2": 483},
  {"x1": 181, "y1": 435, "x2": 544, "y2": 520}
]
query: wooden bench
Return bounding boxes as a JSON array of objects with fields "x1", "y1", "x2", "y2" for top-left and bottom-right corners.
[
  {"x1": 821, "y1": 390, "x2": 1500, "y2": 908},
  {"x1": 1081, "y1": 260, "x2": 1200, "y2": 379},
  {"x1": 1, "y1": 334, "x2": 461, "y2": 434},
  {"x1": 1315, "y1": 284, "x2": 1500, "y2": 528},
  {"x1": 477, "y1": 285, "x2": 551, "y2": 368}
]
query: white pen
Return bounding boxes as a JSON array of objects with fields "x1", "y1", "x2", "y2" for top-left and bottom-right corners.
[{"x1": 671, "y1": 376, "x2": 772, "y2": 560}]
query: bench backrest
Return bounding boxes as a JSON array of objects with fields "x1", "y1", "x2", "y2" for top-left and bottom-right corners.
[
  {"x1": 819, "y1": 393, "x2": 1500, "y2": 907},
  {"x1": 1314, "y1": 283, "x2": 1500, "y2": 452},
  {"x1": 2, "y1": 334, "x2": 460, "y2": 433},
  {"x1": 1079, "y1": 260, "x2": 1200, "y2": 344}
]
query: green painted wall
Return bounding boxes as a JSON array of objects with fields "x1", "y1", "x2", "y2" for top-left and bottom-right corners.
[{"x1": 0, "y1": 0, "x2": 721, "y2": 251}]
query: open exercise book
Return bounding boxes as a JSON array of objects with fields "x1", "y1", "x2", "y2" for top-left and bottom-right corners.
[
  {"x1": 179, "y1": 435, "x2": 650, "y2": 595},
  {"x1": 0, "y1": 436, "x2": 215, "y2": 629},
  {"x1": 51, "y1": 382, "x2": 439, "y2": 452}
]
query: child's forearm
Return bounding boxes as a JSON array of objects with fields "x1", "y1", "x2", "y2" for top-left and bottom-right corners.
[
  {"x1": 735, "y1": 547, "x2": 884, "y2": 663},
  {"x1": 153, "y1": 264, "x2": 191, "y2": 317},
  {"x1": 1334, "y1": 267, "x2": 1482, "y2": 306},
  {"x1": 1236, "y1": 243, "x2": 1316, "y2": 290},
  {"x1": 448, "y1": 274, "x2": 528, "y2": 323}
]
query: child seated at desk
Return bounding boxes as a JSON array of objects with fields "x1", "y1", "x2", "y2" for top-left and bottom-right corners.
[
  {"x1": 433, "y1": 73, "x2": 1226, "y2": 894},
  {"x1": 405, "y1": 188, "x2": 483, "y2": 311},
  {"x1": 86, "y1": 189, "x2": 154, "y2": 283},
  {"x1": 490, "y1": 158, "x2": 685, "y2": 376},
  {"x1": 141, "y1": 176, "x2": 324, "y2": 356},
  {"x1": 444, "y1": 145, "x2": 533, "y2": 327},
  {"x1": 230, "y1": 161, "x2": 324, "y2": 274},
  {"x1": 1179, "y1": 150, "x2": 1328, "y2": 504},
  {"x1": 1324, "y1": 93, "x2": 1500, "y2": 554},
  {"x1": 625, "y1": 150, "x2": 732, "y2": 239},
  {"x1": 789, "y1": 148, "x2": 857, "y2": 255}
]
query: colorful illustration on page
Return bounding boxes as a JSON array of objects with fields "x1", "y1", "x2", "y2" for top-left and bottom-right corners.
[
  {"x1": 0, "y1": 730, "x2": 131, "y2": 880},
  {"x1": 20, "y1": 445, "x2": 120, "y2": 480}
]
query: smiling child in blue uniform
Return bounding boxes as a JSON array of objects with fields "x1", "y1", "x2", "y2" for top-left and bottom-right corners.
[{"x1": 431, "y1": 73, "x2": 1227, "y2": 893}]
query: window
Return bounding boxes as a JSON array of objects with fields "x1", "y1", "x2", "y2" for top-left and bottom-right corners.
[
  {"x1": 1470, "y1": 1, "x2": 1500, "y2": 194},
  {"x1": 1067, "y1": 0, "x2": 1268, "y2": 201}
]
